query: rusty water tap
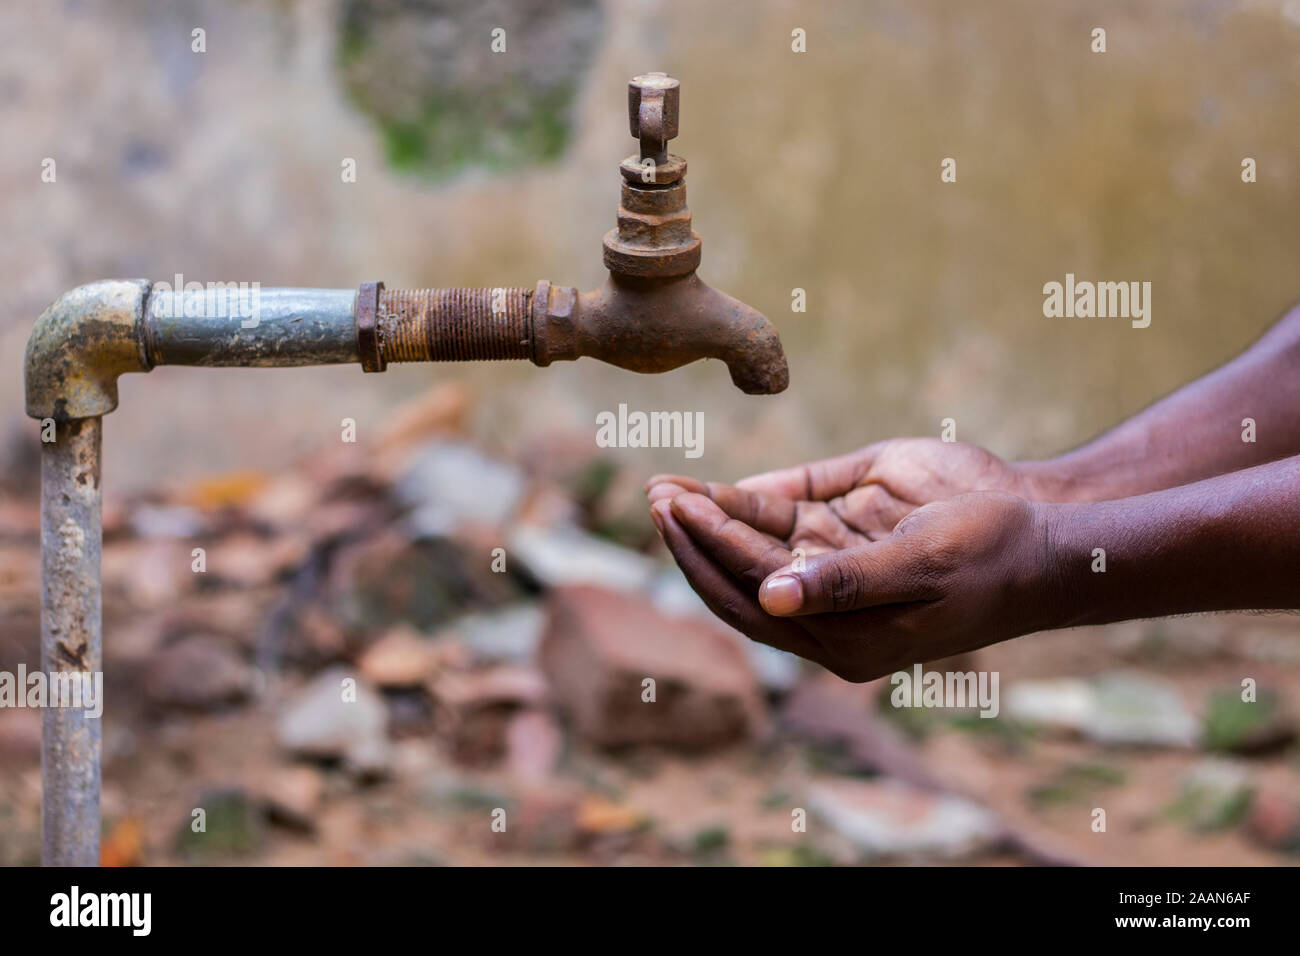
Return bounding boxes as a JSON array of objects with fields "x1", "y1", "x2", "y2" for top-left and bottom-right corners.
[
  {"x1": 533, "y1": 72, "x2": 789, "y2": 395},
  {"x1": 353, "y1": 72, "x2": 788, "y2": 395},
  {"x1": 24, "y1": 71, "x2": 785, "y2": 866}
]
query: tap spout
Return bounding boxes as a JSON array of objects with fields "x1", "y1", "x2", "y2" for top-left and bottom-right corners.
[{"x1": 534, "y1": 273, "x2": 789, "y2": 395}]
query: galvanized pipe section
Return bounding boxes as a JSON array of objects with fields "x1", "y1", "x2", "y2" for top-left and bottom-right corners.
[
  {"x1": 146, "y1": 287, "x2": 359, "y2": 367},
  {"x1": 40, "y1": 418, "x2": 103, "y2": 867}
]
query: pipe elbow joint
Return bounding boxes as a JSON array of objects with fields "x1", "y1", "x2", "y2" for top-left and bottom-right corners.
[{"x1": 24, "y1": 279, "x2": 153, "y2": 422}]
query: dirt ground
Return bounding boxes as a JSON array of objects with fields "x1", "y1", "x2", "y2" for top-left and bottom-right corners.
[{"x1": 2, "y1": 385, "x2": 1297, "y2": 866}]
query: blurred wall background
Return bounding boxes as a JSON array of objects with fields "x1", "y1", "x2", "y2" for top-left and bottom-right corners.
[{"x1": 5, "y1": 0, "x2": 1300, "y2": 483}]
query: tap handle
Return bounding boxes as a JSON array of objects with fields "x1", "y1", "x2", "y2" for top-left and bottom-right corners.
[{"x1": 628, "y1": 72, "x2": 680, "y2": 166}]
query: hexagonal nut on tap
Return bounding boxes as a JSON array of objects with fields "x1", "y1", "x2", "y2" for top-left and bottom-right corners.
[{"x1": 531, "y1": 279, "x2": 580, "y2": 366}]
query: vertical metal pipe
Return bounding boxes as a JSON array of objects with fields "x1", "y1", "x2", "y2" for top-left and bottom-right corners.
[{"x1": 40, "y1": 417, "x2": 102, "y2": 866}]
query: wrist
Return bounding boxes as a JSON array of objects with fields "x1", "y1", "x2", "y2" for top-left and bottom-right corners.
[
  {"x1": 1015, "y1": 456, "x2": 1139, "y2": 503},
  {"x1": 1013, "y1": 459, "x2": 1089, "y2": 502},
  {"x1": 1020, "y1": 500, "x2": 1091, "y2": 633},
  {"x1": 1032, "y1": 496, "x2": 1153, "y2": 631}
]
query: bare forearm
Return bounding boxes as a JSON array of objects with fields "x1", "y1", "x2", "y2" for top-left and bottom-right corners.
[
  {"x1": 1022, "y1": 303, "x2": 1300, "y2": 501},
  {"x1": 1040, "y1": 455, "x2": 1300, "y2": 631}
]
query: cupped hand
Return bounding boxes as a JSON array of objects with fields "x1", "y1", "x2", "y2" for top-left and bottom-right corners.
[
  {"x1": 646, "y1": 488, "x2": 1056, "y2": 683},
  {"x1": 648, "y1": 438, "x2": 1049, "y2": 542}
]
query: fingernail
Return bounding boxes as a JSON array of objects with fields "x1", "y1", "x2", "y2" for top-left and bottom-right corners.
[
  {"x1": 649, "y1": 505, "x2": 665, "y2": 536},
  {"x1": 761, "y1": 575, "x2": 803, "y2": 615}
]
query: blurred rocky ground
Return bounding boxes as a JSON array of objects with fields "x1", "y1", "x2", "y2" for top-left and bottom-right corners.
[{"x1": 2, "y1": 383, "x2": 1299, "y2": 866}]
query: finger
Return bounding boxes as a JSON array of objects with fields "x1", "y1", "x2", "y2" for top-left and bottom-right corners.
[
  {"x1": 702, "y1": 482, "x2": 797, "y2": 538},
  {"x1": 646, "y1": 473, "x2": 688, "y2": 492},
  {"x1": 646, "y1": 473, "x2": 709, "y2": 505},
  {"x1": 646, "y1": 473, "x2": 708, "y2": 495},
  {"x1": 668, "y1": 493, "x2": 793, "y2": 588},
  {"x1": 651, "y1": 500, "x2": 827, "y2": 663},
  {"x1": 647, "y1": 481, "x2": 696, "y2": 505},
  {"x1": 733, "y1": 464, "x2": 819, "y2": 499},
  {"x1": 758, "y1": 538, "x2": 939, "y2": 616},
  {"x1": 649, "y1": 477, "x2": 799, "y2": 540},
  {"x1": 736, "y1": 444, "x2": 883, "y2": 501}
]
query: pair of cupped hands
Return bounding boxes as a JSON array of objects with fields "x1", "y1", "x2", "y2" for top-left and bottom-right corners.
[{"x1": 646, "y1": 439, "x2": 1063, "y2": 682}]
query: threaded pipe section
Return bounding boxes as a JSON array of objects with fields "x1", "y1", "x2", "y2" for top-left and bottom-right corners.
[{"x1": 378, "y1": 287, "x2": 533, "y2": 363}]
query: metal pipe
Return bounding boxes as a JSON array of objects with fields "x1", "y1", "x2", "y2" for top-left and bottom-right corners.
[
  {"x1": 23, "y1": 70, "x2": 787, "y2": 866},
  {"x1": 146, "y1": 287, "x2": 360, "y2": 367},
  {"x1": 40, "y1": 418, "x2": 103, "y2": 866}
]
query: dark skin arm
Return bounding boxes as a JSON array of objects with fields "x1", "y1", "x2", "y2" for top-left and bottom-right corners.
[
  {"x1": 1027, "y1": 301, "x2": 1300, "y2": 500},
  {"x1": 649, "y1": 302, "x2": 1300, "y2": 538},
  {"x1": 647, "y1": 457, "x2": 1300, "y2": 683}
]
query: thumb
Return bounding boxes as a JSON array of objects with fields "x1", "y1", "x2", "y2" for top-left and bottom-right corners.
[{"x1": 758, "y1": 539, "x2": 934, "y2": 616}]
